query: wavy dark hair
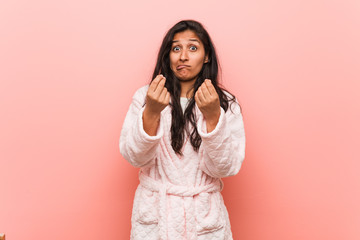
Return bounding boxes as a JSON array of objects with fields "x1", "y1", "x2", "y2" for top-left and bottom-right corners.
[{"x1": 150, "y1": 19, "x2": 240, "y2": 155}]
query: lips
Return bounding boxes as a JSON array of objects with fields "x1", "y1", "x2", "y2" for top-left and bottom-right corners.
[{"x1": 176, "y1": 65, "x2": 190, "y2": 70}]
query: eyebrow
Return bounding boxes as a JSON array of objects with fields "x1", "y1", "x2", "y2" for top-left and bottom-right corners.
[{"x1": 172, "y1": 39, "x2": 200, "y2": 44}]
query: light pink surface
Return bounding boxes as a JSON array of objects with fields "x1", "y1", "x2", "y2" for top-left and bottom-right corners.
[{"x1": 0, "y1": 0, "x2": 359, "y2": 240}]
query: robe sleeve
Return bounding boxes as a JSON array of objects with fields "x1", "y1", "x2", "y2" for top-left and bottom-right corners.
[
  {"x1": 197, "y1": 98, "x2": 246, "y2": 178},
  {"x1": 119, "y1": 86, "x2": 163, "y2": 168}
]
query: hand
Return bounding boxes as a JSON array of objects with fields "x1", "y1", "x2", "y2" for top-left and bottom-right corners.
[
  {"x1": 195, "y1": 79, "x2": 221, "y2": 130},
  {"x1": 144, "y1": 74, "x2": 170, "y2": 117}
]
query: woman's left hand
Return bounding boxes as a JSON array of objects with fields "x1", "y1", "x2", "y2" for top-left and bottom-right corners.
[{"x1": 195, "y1": 79, "x2": 221, "y2": 132}]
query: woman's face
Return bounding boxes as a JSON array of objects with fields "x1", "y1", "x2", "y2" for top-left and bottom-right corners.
[{"x1": 169, "y1": 30, "x2": 208, "y2": 84}]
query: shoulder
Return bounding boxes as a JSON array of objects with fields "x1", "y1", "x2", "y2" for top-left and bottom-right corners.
[
  {"x1": 221, "y1": 89, "x2": 242, "y2": 115},
  {"x1": 221, "y1": 89, "x2": 234, "y2": 100},
  {"x1": 132, "y1": 85, "x2": 150, "y2": 105},
  {"x1": 133, "y1": 85, "x2": 149, "y2": 98}
]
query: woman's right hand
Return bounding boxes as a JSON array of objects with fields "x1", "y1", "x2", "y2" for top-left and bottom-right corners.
[
  {"x1": 142, "y1": 74, "x2": 170, "y2": 136},
  {"x1": 144, "y1": 74, "x2": 170, "y2": 117}
]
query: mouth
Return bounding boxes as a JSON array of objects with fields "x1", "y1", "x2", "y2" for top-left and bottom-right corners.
[{"x1": 176, "y1": 65, "x2": 190, "y2": 70}]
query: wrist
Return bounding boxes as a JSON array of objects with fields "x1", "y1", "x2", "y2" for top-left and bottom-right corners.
[
  {"x1": 204, "y1": 109, "x2": 220, "y2": 123},
  {"x1": 204, "y1": 109, "x2": 220, "y2": 133},
  {"x1": 143, "y1": 107, "x2": 161, "y2": 121}
]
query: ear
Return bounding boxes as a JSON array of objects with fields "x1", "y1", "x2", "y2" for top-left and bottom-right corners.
[{"x1": 204, "y1": 54, "x2": 209, "y2": 63}]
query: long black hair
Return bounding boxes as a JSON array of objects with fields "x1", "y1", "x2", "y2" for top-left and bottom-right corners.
[{"x1": 150, "y1": 19, "x2": 240, "y2": 155}]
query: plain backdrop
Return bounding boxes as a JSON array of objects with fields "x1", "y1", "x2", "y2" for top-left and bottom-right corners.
[{"x1": 1, "y1": 0, "x2": 359, "y2": 239}]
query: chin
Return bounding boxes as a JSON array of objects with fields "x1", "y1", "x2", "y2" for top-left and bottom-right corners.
[{"x1": 176, "y1": 75, "x2": 195, "y2": 82}]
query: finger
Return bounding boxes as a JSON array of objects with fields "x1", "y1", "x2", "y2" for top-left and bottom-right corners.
[
  {"x1": 200, "y1": 83, "x2": 211, "y2": 100},
  {"x1": 159, "y1": 87, "x2": 168, "y2": 102},
  {"x1": 149, "y1": 75, "x2": 161, "y2": 92},
  {"x1": 194, "y1": 91, "x2": 201, "y2": 106},
  {"x1": 204, "y1": 79, "x2": 217, "y2": 96},
  {"x1": 154, "y1": 77, "x2": 166, "y2": 96},
  {"x1": 164, "y1": 91, "x2": 171, "y2": 104},
  {"x1": 196, "y1": 87, "x2": 206, "y2": 103},
  {"x1": 149, "y1": 74, "x2": 164, "y2": 92}
]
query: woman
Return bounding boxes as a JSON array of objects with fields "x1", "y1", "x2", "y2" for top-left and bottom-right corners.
[{"x1": 120, "y1": 20, "x2": 246, "y2": 240}]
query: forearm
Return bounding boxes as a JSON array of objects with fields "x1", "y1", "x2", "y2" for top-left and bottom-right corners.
[
  {"x1": 204, "y1": 110, "x2": 220, "y2": 133},
  {"x1": 120, "y1": 106, "x2": 163, "y2": 168},
  {"x1": 119, "y1": 87, "x2": 163, "y2": 168},
  {"x1": 142, "y1": 107, "x2": 161, "y2": 136}
]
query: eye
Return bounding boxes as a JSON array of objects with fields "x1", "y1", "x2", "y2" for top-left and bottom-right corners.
[
  {"x1": 190, "y1": 46, "x2": 197, "y2": 51},
  {"x1": 173, "y1": 46, "x2": 180, "y2": 51}
]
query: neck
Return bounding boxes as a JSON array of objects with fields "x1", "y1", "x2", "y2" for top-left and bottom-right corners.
[{"x1": 180, "y1": 79, "x2": 196, "y2": 98}]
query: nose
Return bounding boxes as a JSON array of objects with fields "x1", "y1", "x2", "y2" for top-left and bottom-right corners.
[{"x1": 180, "y1": 49, "x2": 189, "y2": 62}]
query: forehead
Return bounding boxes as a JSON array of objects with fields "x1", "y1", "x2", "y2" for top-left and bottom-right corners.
[{"x1": 172, "y1": 30, "x2": 201, "y2": 44}]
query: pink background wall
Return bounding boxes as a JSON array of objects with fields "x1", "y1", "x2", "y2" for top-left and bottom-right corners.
[{"x1": 1, "y1": 0, "x2": 359, "y2": 239}]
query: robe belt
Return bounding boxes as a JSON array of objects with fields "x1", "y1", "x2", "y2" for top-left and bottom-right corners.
[{"x1": 139, "y1": 174, "x2": 223, "y2": 240}]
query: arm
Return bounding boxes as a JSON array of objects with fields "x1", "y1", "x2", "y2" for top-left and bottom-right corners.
[
  {"x1": 119, "y1": 86, "x2": 163, "y2": 168},
  {"x1": 119, "y1": 75, "x2": 170, "y2": 168},
  {"x1": 197, "y1": 99, "x2": 246, "y2": 179},
  {"x1": 142, "y1": 74, "x2": 170, "y2": 136}
]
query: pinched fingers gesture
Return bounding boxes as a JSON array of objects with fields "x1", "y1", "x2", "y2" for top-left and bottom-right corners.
[
  {"x1": 195, "y1": 79, "x2": 221, "y2": 123},
  {"x1": 145, "y1": 74, "x2": 170, "y2": 116}
]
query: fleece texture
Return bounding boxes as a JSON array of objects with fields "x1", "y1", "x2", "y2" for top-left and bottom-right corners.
[{"x1": 119, "y1": 85, "x2": 246, "y2": 240}]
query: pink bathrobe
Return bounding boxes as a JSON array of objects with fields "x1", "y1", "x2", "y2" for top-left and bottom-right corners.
[{"x1": 120, "y1": 85, "x2": 246, "y2": 240}]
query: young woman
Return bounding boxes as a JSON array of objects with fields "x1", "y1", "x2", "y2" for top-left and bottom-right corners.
[{"x1": 120, "y1": 20, "x2": 246, "y2": 240}]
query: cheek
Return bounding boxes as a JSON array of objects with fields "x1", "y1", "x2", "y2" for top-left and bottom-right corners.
[
  {"x1": 169, "y1": 54, "x2": 176, "y2": 69},
  {"x1": 169, "y1": 53, "x2": 176, "y2": 63},
  {"x1": 193, "y1": 53, "x2": 205, "y2": 66},
  {"x1": 194, "y1": 57, "x2": 205, "y2": 69}
]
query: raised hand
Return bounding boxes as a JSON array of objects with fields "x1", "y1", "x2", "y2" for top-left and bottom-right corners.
[
  {"x1": 195, "y1": 79, "x2": 221, "y2": 132},
  {"x1": 145, "y1": 74, "x2": 170, "y2": 115},
  {"x1": 143, "y1": 74, "x2": 170, "y2": 136}
]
